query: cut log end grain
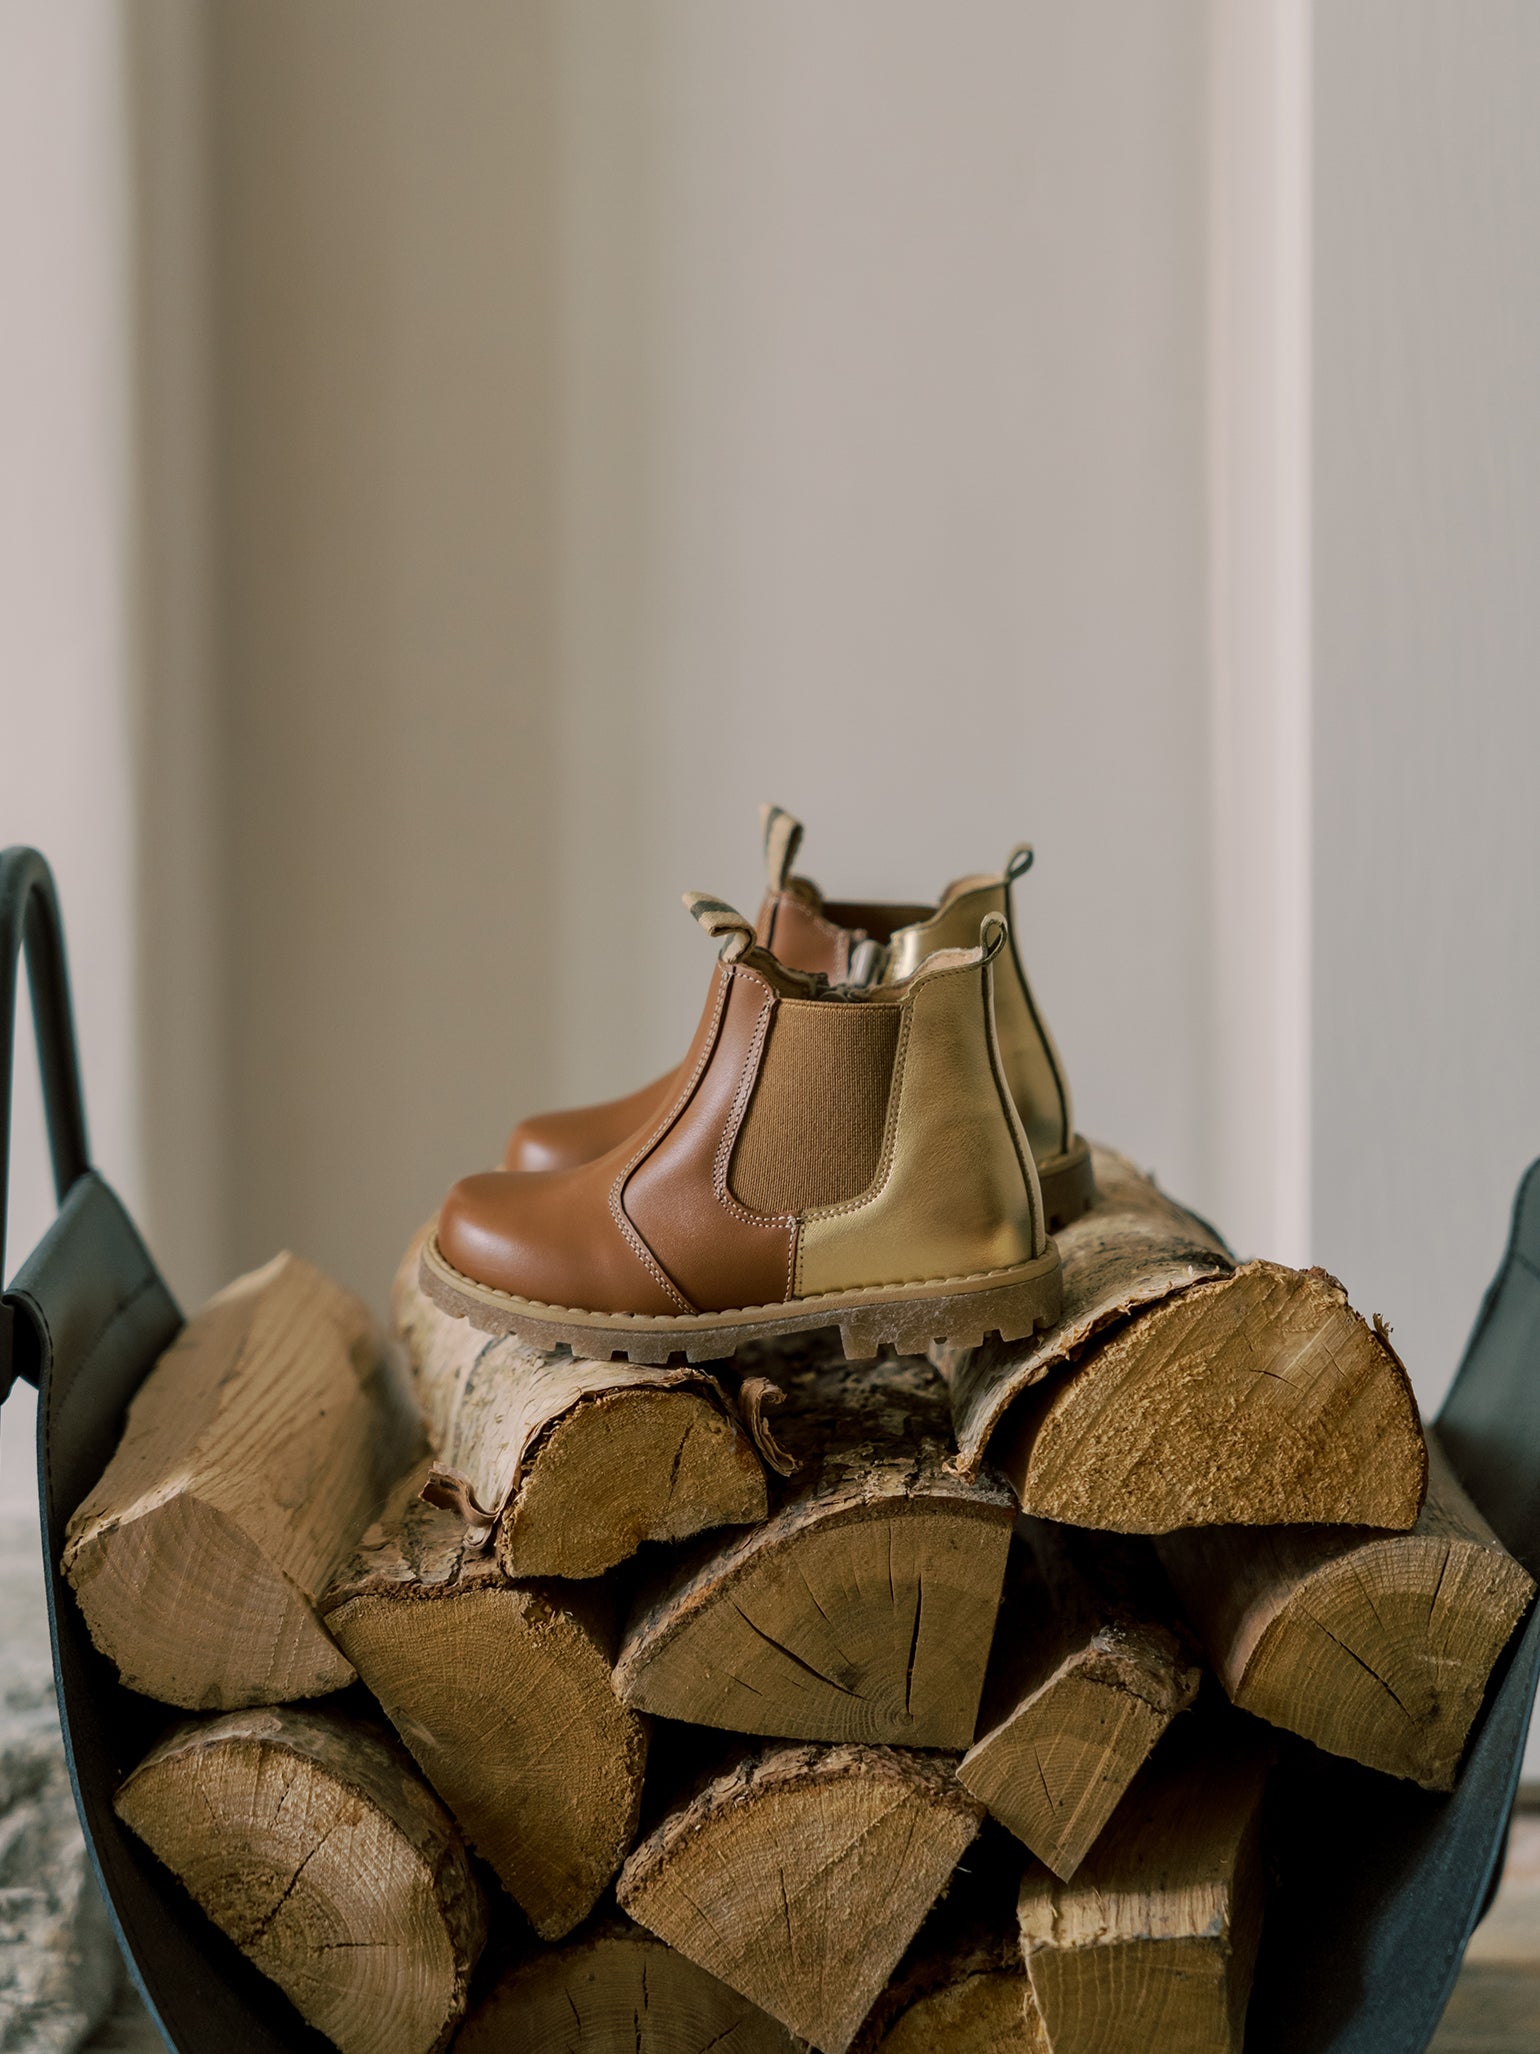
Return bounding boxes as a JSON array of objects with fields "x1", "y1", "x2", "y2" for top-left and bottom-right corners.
[
  {"x1": 960, "y1": 1523, "x2": 1201, "y2": 1879},
  {"x1": 998, "y1": 1261, "x2": 1427, "y2": 1534},
  {"x1": 113, "y1": 1706, "x2": 486, "y2": 2054},
  {"x1": 454, "y1": 1917, "x2": 807, "y2": 2053},
  {"x1": 1158, "y1": 1431, "x2": 1537, "y2": 1789},
  {"x1": 394, "y1": 1224, "x2": 769, "y2": 1579},
  {"x1": 944, "y1": 1146, "x2": 1235, "y2": 1470},
  {"x1": 63, "y1": 1251, "x2": 422, "y2": 1709},
  {"x1": 323, "y1": 1476, "x2": 647, "y2": 1939},
  {"x1": 1017, "y1": 1724, "x2": 1269, "y2": 2054},
  {"x1": 615, "y1": 1348, "x2": 1015, "y2": 1748},
  {"x1": 617, "y1": 1743, "x2": 984, "y2": 2054}
]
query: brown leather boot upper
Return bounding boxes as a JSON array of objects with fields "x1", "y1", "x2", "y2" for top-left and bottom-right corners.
[{"x1": 440, "y1": 894, "x2": 1050, "y2": 1325}]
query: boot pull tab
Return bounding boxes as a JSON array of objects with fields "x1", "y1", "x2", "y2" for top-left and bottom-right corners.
[
  {"x1": 684, "y1": 891, "x2": 757, "y2": 962},
  {"x1": 979, "y1": 911, "x2": 1009, "y2": 963},
  {"x1": 760, "y1": 804, "x2": 805, "y2": 891},
  {"x1": 1005, "y1": 843, "x2": 1035, "y2": 885}
]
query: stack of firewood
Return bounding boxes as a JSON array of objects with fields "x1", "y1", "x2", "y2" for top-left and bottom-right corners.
[{"x1": 61, "y1": 1149, "x2": 1535, "y2": 2054}]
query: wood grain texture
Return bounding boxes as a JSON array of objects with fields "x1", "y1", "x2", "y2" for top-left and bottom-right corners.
[
  {"x1": 998, "y1": 1261, "x2": 1427, "y2": 1532},
  {"x1": 1158, "y1": 1431, "x2": 1536, "y2": 1788},
  {"x1": 114, "y1": 1706, "x2": 486, "y2": 2054},
  {"x1": 322, "y1": 1469, "x2": 647, "y2": 1938},
  {"x1": 614, "y1": 1342, "x2": 1015, "y2": 1747},
  {"x1": 63, "y1": 1252, "x2": 422, "y2": 1708},
  {"x1": 394, "y1": 1225, "x2": 769, "y2": 1576},
  {"x1": 1017, "y1": 1722, "x2": 1269, "y2": 2054},
  {"x1": 945, "y1": 1147, "x2": 1233, "y2": 1476},
  {"x1": 454, "y1": 1915, "x2": 807, "y2": 2052},
  {"x1": 959, "y1": 1522, "x2": 1201, "y2": 1877},
  {"x1": 617, "y1": 1742, "x2": 984, "y2": 2054}
]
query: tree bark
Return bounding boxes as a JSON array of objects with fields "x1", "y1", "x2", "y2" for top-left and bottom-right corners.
[
  {"x1": 617, "y1": 1741, "x2": 983, "y2": 2054},
  {"x1": 959, "y1": 1522, "x2": 1201, "y2": 1877},
  {"x1": 1157, "y1": 1430, "x2": 1536, "y2": 1788},
  {"x1": 322, "y1": 1469, "x2": 648, "y2": 1937},
  {"x1": 394, "y1": 1225, "x2": 772, "y2": 1577},
  {"x1": 615, "y1": 1344, "x2": 1015, "y2": 1747},
  {"x1": 114, "y1": 1705, "x2": 486, "y2": 2054},
  {"x1": 63, "y1": 1251, "x2": 422, "y2": 1708}
]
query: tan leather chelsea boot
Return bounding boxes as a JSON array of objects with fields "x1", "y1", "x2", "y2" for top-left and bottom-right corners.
[
  {"x1": 426, "y1": 897, "x2": 1063, "y2": 1365},
  {"x1": 504, "y1": 807, "x2": 1094, "y2": 1233}
]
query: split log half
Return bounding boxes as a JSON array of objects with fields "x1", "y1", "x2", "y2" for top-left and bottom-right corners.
[
  {"x1": 994, "y1": 1261, "x2": 1426, "y2": 1532},
  {"x1": 322, "y1": 1470, "x2": 648, "y2": 1938},
  {"x1": 615, "y1": 1347, "x2": 1015, "y2": 1747},
  {"x1": 617, "y1": 1742, "x2": 984, "y2": 2054},
  {"x1": 454, "y1": 1915, "x2": 807, "y2": 2053},
  {"x1": 945, "y1": 1147, "x2": 1234, "y2": 1474},
  {"x1": 1157, "y1": 1430, "x2": 1536, "y2": 1789},
  {"x1": 63, "y1": 1251, "x2": 422, "y2": 1708},
  {"x1": 959, "y1": 1521, "x2": 1201, "y2": 1878},
  {"x1": 394, "y1": 1225, "x2": 770, "y2": 1577},
  {"x1": 114, "y1": 1705, "x2": 486, "y2": 2054},
  {"x1": 852, "y1": 1829, "x2": 1048, "y2": 2054},
  {"x1": 1017, "y1": 1722, "x2": 1269, "y2": 2054}
]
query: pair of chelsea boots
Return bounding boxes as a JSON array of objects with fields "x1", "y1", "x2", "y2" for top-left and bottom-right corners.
[{"x1": 421, "y1": 807, "x2": 1093, "y2": 1365}]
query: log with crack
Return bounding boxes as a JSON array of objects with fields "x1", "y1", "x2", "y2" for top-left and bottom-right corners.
[
  {"x1": 1157, "y1": 1429, "x2": 1535, "y2": 1789},
  {"x1": 394, "y1": 1224, "x2": 776, "y2": 1577},
  {"x1": 617, "y1": 1741, "x2": 984, "y2": 2054},
  {"x1": 959, "y1": 1520, "x2": 1202, "y2": 1878},
  {"x1": 114, "y1": 1705, "x2": 487, "y2": 2054},
  {"x1": 945, "y1": 1151, "x2": 1426, "y2": 1532},
  {"x1": 62, "y1": 1252, "x2": 422, "y2": 1709},
  {"x1": 614, "y1": 1343, "x2": 1016, "y2": 1747},
  {"x1": 321, "y1": 1466, "x2": 648, "y2": 1939}
]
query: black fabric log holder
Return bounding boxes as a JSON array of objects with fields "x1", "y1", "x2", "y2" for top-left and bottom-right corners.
[{"x1": 0, "y1": 841, "x2": 1536, "y2": 2054}]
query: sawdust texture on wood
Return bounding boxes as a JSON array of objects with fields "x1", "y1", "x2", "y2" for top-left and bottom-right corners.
[
  {"x1": 63, "y1": 1251, "x2": 422, "y2": 1708},
  {"x1": 453, "y1": 1914, "x2": 808, "y2": 2052},
  {"x1": 614, "y1": 1343, "x2": 1015, "y2": 1747},
  {"x1": 944, "y1": 1147, "x2": 1233, "y2": 1476},
  {"x1": 114, "y1": 1705, "x2": 486, "y2": 2054},
  {"x1": 1017, "y1": 1721, "x2": 1270, "y2": 2054},
  {"x1": 1158, "y1": 1431, "x2": 1536, "y2": 1789},
  {"x1": 322, "y1": 1469, "x2": 648, "y2": 1938},
  {"x1": 617, "y1": 1742, "x2": 984, "y2": 2054},
  {"x1": 995, "y1": 1262, "x2": 1427, "y2": 1533},
  {"x1": 959, "y1": 1521, "x2": 1201, "y2": 1878},
  {"x1": 394, "y1": 1225, "x2": 770, "y2": 1577}
]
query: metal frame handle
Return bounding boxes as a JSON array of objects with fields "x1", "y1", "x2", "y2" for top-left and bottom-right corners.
[{"x1": 1, "y1": 846, "x2": 91, "y2": 1398}]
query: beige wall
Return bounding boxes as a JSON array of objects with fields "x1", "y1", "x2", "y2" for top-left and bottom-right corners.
[{"x1": 176, "y1": 0, "x2": 1214, "y2": 1310}]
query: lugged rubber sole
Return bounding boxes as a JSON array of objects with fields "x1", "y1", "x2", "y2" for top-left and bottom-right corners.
[
  {"x1": 1037, "y1": 1136, "x2": 1096, "y2": 1235},
  {"x1": 419, "y1": 1236, "x2": 1064, "y2": 1367}
]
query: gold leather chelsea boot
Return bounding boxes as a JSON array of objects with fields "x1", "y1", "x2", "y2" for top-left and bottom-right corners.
[
  {"x1": 427, "y1": 897, "x2": 1063, "y2": 1364},
  {"x1": 504, "y1": 806, "x2": 1094, "y2": 1232}
]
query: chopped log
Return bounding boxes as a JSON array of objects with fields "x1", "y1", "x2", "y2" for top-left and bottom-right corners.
[
  {"x1": 1017, "y1": 1723, "x2": 1269, "y2": 2054},
  {"x1": 322, "y1": 1468, "x2": 648, "y2": 1938},
  {"x1": 991, "y1": 1261, "x2": 1426, "y2": 1532},
  {"x1": 63, "y1": 1251, "x2": 422, "y2": 1709},
  {"x1": 944, "y1": 1147, "x2": 1234, "y2": 1472},
  {"x1": 614, "y1": 1345, "x2": 1015, "y2": 1747},
  {"x1": 454, "y1": 1914, "x2": 807, "y2": 2052},
  {"x1": 617, "y1": 1742, "x2": 984, "y2": 2054},
  {"x1": 959, "y1": 1521, "x2": 1201, "y2": 1877},
  {"x1": 394, "y1": 1225, "x2": 770, "y2": 1577},
  {"x1": 1157, "y1": 1430, "x2": 1537, "y2": 1789},
  {"x1": 114, "y1": 1705, "x2": 486, "y2": 2054},
  {"x1": 852, "y1": 1830, "x2": 1048, "y2": 2053}
]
